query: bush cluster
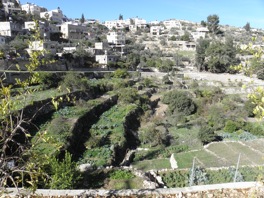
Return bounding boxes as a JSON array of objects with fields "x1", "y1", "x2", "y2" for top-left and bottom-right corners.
[{"x1": 162, "y1": 90, "x2": 196, "y2": 116}]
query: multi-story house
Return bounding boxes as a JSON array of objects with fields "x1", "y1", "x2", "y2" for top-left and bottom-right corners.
[
  {"x1": 191, "y1": 27, "x2": 209, "y2": 41},
  {"x1": 104, "y1": 17, "x2": 147, "y2": 31},
  {"x1": 104, "y1": 20, "x2": 128, "y2": 30},
  {"x1": 24, "y1": 21, "x2": 60, "y2": 39},
  {"x1": 107, "y1": 31, "x2": 125, "y2": 45},
  {"x1": 133, "y1": 17, "x2": 147, "y2": 28},
  {"x1": 0, "y1": 21, "x2": 21, "y2": 37},
  {"x1": 149, "y1": 20, "x2": 160, "y2": 25},
  {"x1": 59, "y1": 22, "x2": 88, "y2": 40},
  {"x1": 40, "y1": 8, "x2": 64, "y2": 24},
  {"x1": 2, "y1": 0, "x2": 21, "y2": 16},
  {"x1": 95, "y1": 50, "x2": 119, "y2": 67},
  {"x1": 150, "y1": 26, "x2": 162, "y2": 36},
  {"x1": 170, "y1": 41, "x2": 196, "y2": 51},
  {"x1": 21, "y1": 3, "x2": 47, "y2": 16},
  {"x1": 191, "y1": 32, "x2": 206, "y2": 41},
  {"x1": 163, "y1": 19, "x2": 182, "y2": 30}
]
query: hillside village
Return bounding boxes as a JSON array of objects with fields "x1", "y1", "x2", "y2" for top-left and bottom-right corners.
[
  {"x1": 2, "y1": 0, "x2": 264, "y2": 197},
  {"x1": 1, "y1": 0, "x2": 264, "y2": 71}
]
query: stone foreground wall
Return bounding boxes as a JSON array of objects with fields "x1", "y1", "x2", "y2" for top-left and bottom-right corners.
[{"x1": 2, "y1": 182, "x2": 263, "y2": 197}]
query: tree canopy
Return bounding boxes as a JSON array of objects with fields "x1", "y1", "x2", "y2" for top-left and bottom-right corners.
[{"x1": 207, "y1": 14, "x2": 220, "y2": 34}]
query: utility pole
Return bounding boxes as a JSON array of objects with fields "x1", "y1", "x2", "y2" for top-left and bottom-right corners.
[{"x1": 233, "y1": 153, "x2": 241, "y2": 183}]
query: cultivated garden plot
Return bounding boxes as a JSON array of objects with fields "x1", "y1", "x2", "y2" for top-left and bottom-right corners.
[
  {"x1": 242, "y1": 139, "x2": 264, "y2": 154},
  {"x1": 131, "y1": 158, "x2": 171, "y2": 171},
  {"x1": 174, "y1": 150, "x2": 222, "y2": 169},
  {"x1": 173, "y1": 140, "x2": 264, "y2": 169},
  {"x1": 81, "y1": 103, "x2": 140, "y2": 167},
  {"x1": 31, "y1": 94, "x2": 117, "y2": 158}
]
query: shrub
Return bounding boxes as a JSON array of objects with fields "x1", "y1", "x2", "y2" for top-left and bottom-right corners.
[
  {"x1": 206, "y1": 104, "x2": 226, "y2": 130},
  {"x1": 162, "y1": 75, "x2": 173, "y2": 84},
  {"x1": 244, "y1": 100, "x2": 256, "y2": 117},
  {"x1": 112, "y1": 68, "x2": 129, "y2": 78},
  {"x1": 117, "y1": 87, "x2": 139, "y2": 104},
  {"x1": 198, "y1": 125, "x2": 217, "y2": 145},
  {"x1": 161, "y1": 170, "x2": 189, "y2": 187},
  {"x1": 38, "y1": 72, "x2": 62, "y2": 89},
  {"x1": 162, "y1": 90, "x2": 196, "y2": 116},
  {"x1": 244, "y1": 123, "x2": 264, "y2": 136},
  {"x1": 189, "y1": 166, "x2": 208, "y2": 186},
  {"x1": 109, "y1": 170, "x2": 135, "y2": 180},
  {"x1": 48, "y1": 152, "x2": 81, "y2": 189},
  {"x1": 224, "y1": 120, "x2": 239, "y2": 133},
  {"x1": 60, "y1": 72, "x2": 87, "y2": 91}
]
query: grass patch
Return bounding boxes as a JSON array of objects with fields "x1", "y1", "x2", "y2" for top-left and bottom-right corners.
[
  {"x1": 132, "y1": 158, "x2": 171, "y2": 171},
  {"x1": 169, "y1": 126, "x2": 203, "y2": 150},
  {"x1": 105, "y1": 177, "x2": 144, "y2": 190}
]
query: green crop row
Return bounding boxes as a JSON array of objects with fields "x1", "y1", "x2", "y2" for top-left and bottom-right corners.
[{"x1": 82, "y1": 104, "x2": 138, "y2": 167}]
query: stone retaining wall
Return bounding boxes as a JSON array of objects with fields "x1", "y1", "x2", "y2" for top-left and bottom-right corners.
[{"x1": 2, "y1": 182, "x2": 263, "y2": 197}]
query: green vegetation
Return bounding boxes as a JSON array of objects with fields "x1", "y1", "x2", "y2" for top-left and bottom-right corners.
[
  {"x1": 162, "y1": 90, "x2": 196, "y2": 116},
  {"x1": 161, "y1": 166, "x2": 264, "y2": 188},
  {"x1": 2, "y1": 12, "x2": 264, "y2": 191},
  {"x1": 82, "y1": 104, "x2": 138, "y2": 167}
]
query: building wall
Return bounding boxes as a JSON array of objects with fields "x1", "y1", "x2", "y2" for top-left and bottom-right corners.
[
  {"x1": 21, "y1": 3, "x2": 46, "y2": 16},
  {"x1": 150, "y1": 26, "x2": 162, "y2": 35},
  {"x1": 40, "y1": 9, "x2": 64, "y2": 24},
  {"x1": 163, "y1": 20, "x2": 182, "y2": 30},
  {"x1": 60, "y1": 23, "x2": 87, "y2": 39},
  {"x1": 107, "y1": 31, "x2": 125, "y2": 45},
  {"x1": 0, "y1": 22, "x2": 21, "y2": 36}
]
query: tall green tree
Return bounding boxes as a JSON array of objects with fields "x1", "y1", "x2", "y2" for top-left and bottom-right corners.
[
  {"x1": 201, "y1": 20, "x2": 207, "y2": 27},
  {"x1": 244, "y1": 22, "x2": 251, "y2": 32},
  {"x1": 119, "y1": 14, "x2": 123, "y2": 20},
  {"x1": 80, "y1": 13, "x2": 85, "y2": 24},
  {"x1": 205, "y1": 38, "x2": 239, "y2": 73},
  {"x1": 180, "y1": 31, "x2": 191, "y2": 41},
  {"x1": 195, "y1": 38, "x2": 210, "y2": 71},
  {"x1": 207, "y1": 14, "x2": 220, "y2": 34}
]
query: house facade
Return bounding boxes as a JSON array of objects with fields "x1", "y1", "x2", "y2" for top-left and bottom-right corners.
[
  {"x1": 60, "y1": 22, "x2": 87, "y2": 40},
  {"x1": 150, "y1": 26, "x2": 162, "y2": 35},
  {"x1": 0, "y1": 21, "x2": 21, "y2": 37},
  {"x1": 163, "y1": 19, "x2": 182, "y2": 30},
  {"x1": 96, "y1": 54, "x2": 119, "y2": 66},
  {"x1": 21, "y1": 3, "x2": 47, "y2": 16},
  {"x1": 107, "y1": 31, "x2": 125, "y2": 45},
  {"x1": 2, "y1": 0, "x2": 21, "y2": 16},
  {"x1": 24, "y1": 21, "x2": 60, "y2": 38},
  {"x1": 40, "y1": 8, "x2": 64, "y2": 24}
]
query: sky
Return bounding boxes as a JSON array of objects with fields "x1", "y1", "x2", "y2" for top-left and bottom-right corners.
[{"x1": 19, "y1": 0, "x2": 264, "y2": 29}]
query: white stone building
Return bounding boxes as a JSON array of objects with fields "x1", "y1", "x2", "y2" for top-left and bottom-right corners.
[
  {"x1": 21, "y1": 3, "x2": 47, "y2": 16},
  {"x1": 2, "y1": 0, "x2": 21, "y2": 15},
  {"x1": 59, "y1": 22, "x2": 87, "y2": 40},
  {"x1": 163, "y1": 19, "x2": 182, "y2": 30},
  {"x1": 40, "y1": 8, "x2": 64, "y2": 24},
  {"x1": 107, "y1": 31, "x2": 125, "y2": 45},
  {"x1": 0, "y1": 21, "x2": 21, "y2": 37},
  {"x1": 191, "y1": 31, "x2": 206, "y2": 41},
  {"x1": 104, "y1": 20, "x2": 128, "y2": 30},
  {"x1": 150, "y1": 26, "x2": 162, "y2": 36},
  {"x1": 24, "y1": 21, "x2": 60, "y2": 39},
  {"x1": 96, "y1": 52, "x2": 119, "y2": 66},
  {"x1": 169, "y1": 41, "x2": 196, "y2": 51},
  {"x1": 133, "y1": 17, "x2": 147, "y2": 28}
]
